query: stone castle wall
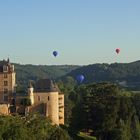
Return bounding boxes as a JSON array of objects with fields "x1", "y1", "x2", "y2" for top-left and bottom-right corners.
[
  {"x1": 48, "y1": 92, "x2": 59, "y2": 125},
  {"x1": 33, "y1": 92, "x2": 59, "y2": 125}
]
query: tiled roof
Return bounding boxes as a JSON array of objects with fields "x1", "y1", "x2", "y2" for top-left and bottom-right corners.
[
  {"x1": 0, "y1": 60, "x2": 9, "y2": 66},
  {"x1": 0, "y1": 60, "x2": 9, "y2": 72},
  {"x1": 34, "y1": 79, "x2": 60, "y2": 92}
]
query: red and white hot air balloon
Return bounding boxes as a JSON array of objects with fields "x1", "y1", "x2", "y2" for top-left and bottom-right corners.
[{"x1": 116, "y1": 48, "x2": 120, "y2": 54}]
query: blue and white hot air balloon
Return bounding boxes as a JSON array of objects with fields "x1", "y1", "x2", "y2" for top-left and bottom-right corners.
[
  {"x1": 53, "y1": 51, "x2": 58, "y2": 57},
  {"x1": 76, "y1": 75, "x2": 85, "y2": 83}
]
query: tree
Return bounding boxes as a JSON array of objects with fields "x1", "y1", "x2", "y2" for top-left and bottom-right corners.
[
  {"x1": 20, "y1": 98, "x2": 31, "y2": 106},
  {"x1": 20, "y1": 98, "x2": 31, "y2": 115},
  {"x1": 70, "y1": 83, "x2": 140, "y2": 140},
  {"x1": 0, "y1": 114, "x2": 72, "y2": 140},
  {"x1": 0, "y1": 115, "x2": 29, "y2": 140},
  {"x1": 49, "y1": 127, "x2": 71, "y2": 140}
]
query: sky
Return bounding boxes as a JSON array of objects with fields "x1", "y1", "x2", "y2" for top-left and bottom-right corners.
[{"x1": 0, "y1": 0, "x2": 140, "y2": 65}]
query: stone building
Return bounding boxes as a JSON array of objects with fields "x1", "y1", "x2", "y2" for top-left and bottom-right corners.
[
  {"x1": 27, "y1": 79, "x2": 64, "y2": 125},
  {"x1": 0, "y1": 59, "x2": 16, "y2": 115},
  {"x1": 0, "y1": 59, "x2": 16, "y2": 104},
  {"x1": 0, "y1": 59, "x2": 64, "y2": 125}
]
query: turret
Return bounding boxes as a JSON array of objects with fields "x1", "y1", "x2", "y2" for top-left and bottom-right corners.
[{"x1": 28, "y1": 81, "x2": 34, "y2": 105}]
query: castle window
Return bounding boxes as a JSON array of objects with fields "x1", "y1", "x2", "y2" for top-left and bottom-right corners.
[
  {"x1": 4, "y1": 88, "x2": 8, "y2": 94},
  {"x1": 48, "y1": 96, "x2": 50, "y2": 101},
  {"x1": 4, "y1": 74, "x2": 7, "y2": 78},
  {"x1": 4, "y1": 81, "x2": 8, "y2": 86},
  {"x1": 38, "y1": 96, "x2": 40, "y2": 101},
  {"x1": 4, "y1": 96, "x2": 8, "y2": 102},
  {"x1": 12, "y1": 99, "x2": 15, "y2": 105}
]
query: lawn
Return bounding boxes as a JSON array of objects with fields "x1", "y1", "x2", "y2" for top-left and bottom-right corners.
[{"x1": 76, "y1": 132, "x2": 96, "y2": 140}]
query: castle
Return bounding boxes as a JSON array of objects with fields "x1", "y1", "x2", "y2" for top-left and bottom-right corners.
[{"x1": 0, "y1": 59, "x2": 64, "y2": 125}]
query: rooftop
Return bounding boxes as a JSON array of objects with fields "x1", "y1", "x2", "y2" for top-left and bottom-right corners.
[
  {"x1": 0, "y1": 59, "x2": 11, "y2": 72},
  {"x1": 34, "y1": 79, "x2": 60, "y2": 93}
]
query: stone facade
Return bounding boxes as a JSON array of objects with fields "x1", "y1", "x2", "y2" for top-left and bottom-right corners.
[
  {"x1": 27, "y1": 79, "x2": 64, "y2": 125},
  {"x1": 0, "y1": 59, "x2": 64, "y2": 125},
  {"x1": 0, "y1": 59, "x2": 16, "y2": 104}
]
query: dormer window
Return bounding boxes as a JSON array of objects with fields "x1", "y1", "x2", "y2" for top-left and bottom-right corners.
[{"x1": 3, "y1": 65, "x2": 8, "y2": 72}]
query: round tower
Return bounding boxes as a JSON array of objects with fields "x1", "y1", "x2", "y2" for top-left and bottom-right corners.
[
  {"x1": 48, "y1": 92, "x2": 59, "y2": 125},
  {"x1": 28, "y1": 82, "x2": 34, "y2": 105}
]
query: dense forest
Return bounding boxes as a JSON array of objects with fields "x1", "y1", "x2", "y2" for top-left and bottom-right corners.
[
  {"x1": 14, "y1": 60, "x2": 140, "y2": 90},
  {"x1": 0, "y1": 114, "x2": 71, "y2": 140},
  {"x1": 67, "y1": 83, "x2": 140, "y2": 140},
  {"x1": 14, "y1": 63, "x2": 79, "y2": 90},
  {"x1": 63, "y1": 60, "x2": 140, "y2": 90}
]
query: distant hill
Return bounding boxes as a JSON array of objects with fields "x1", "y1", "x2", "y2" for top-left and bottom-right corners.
[
  {"x1": 13, "y1": 63, "x2": 79, "y2": 89},
  {"x1": 13, "y1": 61, "x2": 140, "y2": 90},
  {"x1": 63, "y1": 61, "x2": 140, "y2": 90}
]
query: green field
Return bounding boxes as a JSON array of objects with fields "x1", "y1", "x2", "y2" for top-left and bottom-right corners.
[{"x1": 76, "y1": 132, "x2": 96, "y2": 140}]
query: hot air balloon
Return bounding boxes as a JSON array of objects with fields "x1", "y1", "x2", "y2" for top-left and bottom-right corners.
[
  {"x1": 53, "y1": 51, "x2": 58, "y2": 57},
  {"x1": 76, "y1": 75, "x2": 85, "y2": 83},
  {"x1": 116, "y1": 48, "x2": 120, "y2": 54}
]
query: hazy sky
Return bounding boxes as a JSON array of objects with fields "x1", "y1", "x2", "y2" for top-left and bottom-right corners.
[{"x1": 0, "y1": 0, "x2": 140, "y2": 65}]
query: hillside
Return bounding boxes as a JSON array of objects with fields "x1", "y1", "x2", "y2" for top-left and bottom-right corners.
[
  {"x1": 63, "y1": 60, "x2": 140, "y2": 90},
  {"x1": 13, "y1": 63, "x2": 79, "y2": 89},
  {"x1": 13, "y1": 60, "x2": 140, "y2": 90}
]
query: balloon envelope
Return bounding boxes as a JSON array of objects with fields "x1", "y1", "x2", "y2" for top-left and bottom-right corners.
[
  {"x1": 116, "y1": 48, "x2": 120, "y2": 54},
  {"x1": 53, "y1": 51, "x2": 58, "y2": 57},
  {"x1": 76, "y1": 75, "x2": 85, "y2": 83}
]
